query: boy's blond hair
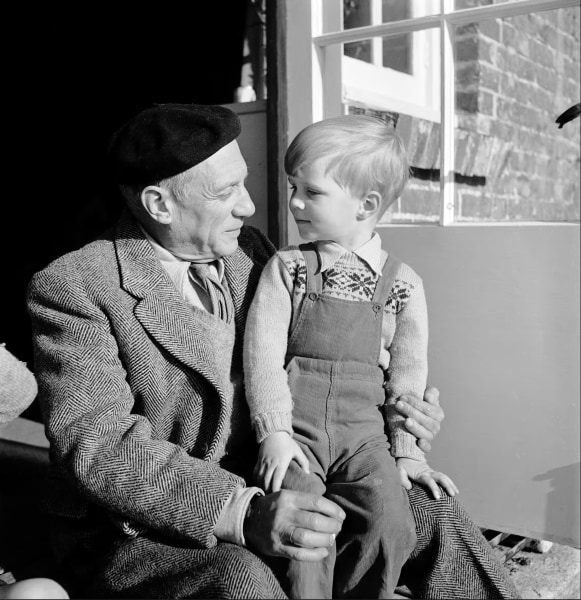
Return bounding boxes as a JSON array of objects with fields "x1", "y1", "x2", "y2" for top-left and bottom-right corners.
[{"x1": 284, "y1": 115, "x2": 410, "y2": 215}]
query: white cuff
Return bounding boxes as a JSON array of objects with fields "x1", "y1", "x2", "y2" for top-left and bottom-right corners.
[{"x1": 214, "y1": 486, "x2": 264, "y2": 546}]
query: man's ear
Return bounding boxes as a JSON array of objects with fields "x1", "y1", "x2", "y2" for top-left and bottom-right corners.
[
  {"x1": 140, "y1": 185, "x2": 173, "y2": 224},
  {"x1": 357, "y1": 191, "x2": 382, "y2": 220}
]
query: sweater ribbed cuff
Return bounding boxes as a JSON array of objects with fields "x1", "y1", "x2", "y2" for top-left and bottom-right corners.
[
  {"x1": 390, "y1": 429, "x2": 426, "y2": 461},
  {"x1": 253, "y1": 411, "x2": 294, "y2": 443}
]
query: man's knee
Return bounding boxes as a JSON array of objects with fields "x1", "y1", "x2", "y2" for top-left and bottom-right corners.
[
  {"x1": 89, "y1": 539, "x2": 288, "y2": 599},
  {"x1": 208, "y1": 544, "x2": 287, "y2": 599},
  {"x1": 407, "y1": 484, "x2": 464, "y2": 527},
  {"x1": 406, "y1": 484, "x2": 477, "y2": 556}
]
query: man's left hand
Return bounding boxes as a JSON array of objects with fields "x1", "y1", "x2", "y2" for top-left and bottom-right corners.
[{"x1": 395, "y1": 386, "x2": 444, "y2": 453}]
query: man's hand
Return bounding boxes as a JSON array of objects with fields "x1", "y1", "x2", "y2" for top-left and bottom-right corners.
[
  {"x1": 243, "y1": 491, "x2": 345, "y2": 561},
  {"x1": 395, "y1": 386, "x2": 444, "y2": 453},
  {"x1": 396, "y1": 457, "x2": 459, "y2": 500},
  {"x1": 254, "y1": 432, "x2": 310, "y2": 493}
]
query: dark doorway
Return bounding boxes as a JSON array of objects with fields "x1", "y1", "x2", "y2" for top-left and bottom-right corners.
[{"x1": 6, "y1": 3, "x2": 250, "y2": 420}]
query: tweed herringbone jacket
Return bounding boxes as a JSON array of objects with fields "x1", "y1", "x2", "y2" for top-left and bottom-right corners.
[{"x1": 27, "y1": 211, "x2": 275, "y2": 554}]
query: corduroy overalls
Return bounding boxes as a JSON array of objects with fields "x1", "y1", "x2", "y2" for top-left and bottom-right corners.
[{"x1": 279, "y1": 243, "x2": 417, "y2": 599}]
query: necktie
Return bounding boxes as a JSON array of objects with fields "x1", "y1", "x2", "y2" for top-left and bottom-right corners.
[{"x1": 189, "y1": 262, "x2": 231, "y2": 321}]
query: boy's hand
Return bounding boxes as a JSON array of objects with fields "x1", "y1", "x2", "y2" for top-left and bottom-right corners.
[
  {"x1": 255, "y1": 432, "x2": 310, "y2": 493},
  {"x1": 396, "y1": 457, "x2": 459, "y2": 500}
]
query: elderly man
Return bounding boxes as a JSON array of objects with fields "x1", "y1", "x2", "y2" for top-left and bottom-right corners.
[{"x1": 27, "y1": 103, "x2": 519, "y2": 599}]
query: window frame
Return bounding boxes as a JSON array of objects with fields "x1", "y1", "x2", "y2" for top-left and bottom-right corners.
[
  {"x1": 287, "y1": 0, "x2": 580, "y2": 228},
  {"x1": 342, "y1": 0, "x2": 441, "y2": 123}
]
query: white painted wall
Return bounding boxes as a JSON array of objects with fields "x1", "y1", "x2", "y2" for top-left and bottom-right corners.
[{"x1": 375, "y1": 224, "x2": 580, "y2": 547}]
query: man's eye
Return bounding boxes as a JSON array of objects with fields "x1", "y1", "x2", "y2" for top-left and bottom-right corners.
[{"x1": 217, "y1": 187, "x2": 234, "y2": 198}]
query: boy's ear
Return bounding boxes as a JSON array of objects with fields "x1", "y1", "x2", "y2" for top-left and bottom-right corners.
[{"x1": 358, "y1": 191, "x2": 382, "y2": 220}]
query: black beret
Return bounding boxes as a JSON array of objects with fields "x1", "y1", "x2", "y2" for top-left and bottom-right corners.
[{"x1": 106, "y1": 103, "x2": 241, "y2": 184}]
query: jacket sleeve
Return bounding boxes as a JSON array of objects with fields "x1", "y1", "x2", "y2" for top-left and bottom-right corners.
[{"x1": 27, "y1": 260, "x2": 245, "y2": 549}]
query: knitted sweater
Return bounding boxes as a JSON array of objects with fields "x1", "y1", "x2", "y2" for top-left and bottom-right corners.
[{"x1": 243, "y1": 237, "x2": 428, "y2": 461}]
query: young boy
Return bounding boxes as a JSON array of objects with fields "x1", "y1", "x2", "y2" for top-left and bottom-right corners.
[{"x1": 243, "y1": 115, "x2": 458, "y2": 599}]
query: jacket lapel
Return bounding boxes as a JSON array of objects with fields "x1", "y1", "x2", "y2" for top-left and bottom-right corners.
[{"x1": 114, "y1": 213, "x2": 223, "y2": 390}]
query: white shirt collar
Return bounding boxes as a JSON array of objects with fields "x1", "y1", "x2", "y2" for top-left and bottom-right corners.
[
  {"x1": 315, "y1": 232, "x2": 383, "y2": 276},
  {"x1": 138, "y1": 224, "x2": 225, "y2": 281}
]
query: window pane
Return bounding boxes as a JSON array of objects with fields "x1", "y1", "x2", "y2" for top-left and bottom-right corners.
[
  {"x1": 382, "y1": 1, "x2": 412, "y2": 73},
  {"x1": 382, "y1": 0, "x2": 410, "y2": 23},
  {"x1": 344, "y1": 1, "x2": 439, "y2": 72},
  {"x1": 453, "y1": 7, "x2": 580, "y2": 222},
  {"x1": 344, "y1": 0, "x2": 372, "y2": 64},
  {"x1": 381, "y1": 0, "x2": 440, "y2": 22},
  {"x1": 343, "y1": 27, "x2": 440, "y2": 119}
]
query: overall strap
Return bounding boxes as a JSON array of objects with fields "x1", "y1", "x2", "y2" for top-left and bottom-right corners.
[
  {"x1": 372, "y1": 253, "x2": 402, "y2": 304},
  {"x1": 299, "y1": 243, "x2": 322, "y2": 295}
]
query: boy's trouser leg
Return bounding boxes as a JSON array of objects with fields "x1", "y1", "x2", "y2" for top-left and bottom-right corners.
[
  {"x1": 402, "y1": 484, "x2": 522, "y2": 599},
  {"x1": 278, "y1": 461, "x2": 335, "y2": 599},
  {"x1": 280, "y1": 445, "x2": 416, "y2": 600},
  {"x1": 326, "y1": 445, "x2": 417, "y2": 599}
]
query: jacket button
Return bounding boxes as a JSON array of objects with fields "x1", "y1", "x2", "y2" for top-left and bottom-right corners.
[
  {"x1": 373, "y1": 304, "x2": 382, "y2": 312},
  {"x1": 308, "y1": 292, "x2": 318, "y2": 301}
]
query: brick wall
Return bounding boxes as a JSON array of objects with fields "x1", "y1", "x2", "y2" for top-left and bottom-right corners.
[{"x1": 351, "y1": 4, "x2": 580, "y2": 223}]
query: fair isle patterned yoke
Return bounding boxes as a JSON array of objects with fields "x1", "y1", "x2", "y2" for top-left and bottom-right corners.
[{"x1": 281, "y1": 245, "x2": 416, "y2": 314}]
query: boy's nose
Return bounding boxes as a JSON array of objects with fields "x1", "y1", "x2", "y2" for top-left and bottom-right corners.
[{"x1": 290, "y1": 197, "x2": 305, "y2": 211}]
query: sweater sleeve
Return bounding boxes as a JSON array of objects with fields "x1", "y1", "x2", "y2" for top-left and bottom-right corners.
[
  {"x1": 384, "y1": 271, "x2": 429, "y2": 461},
  {"x1": 243, "y1": 253, "x2": 295, "y2": 443}
]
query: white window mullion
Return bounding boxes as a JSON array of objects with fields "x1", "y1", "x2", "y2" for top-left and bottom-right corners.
[{"x1": 440, "y1": 0, "x2": 455, "y2": 226}]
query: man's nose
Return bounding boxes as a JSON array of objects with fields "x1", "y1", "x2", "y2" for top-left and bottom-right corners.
[{"x1": 234, "y1": 186, "x2": 255, "y2": 217}]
